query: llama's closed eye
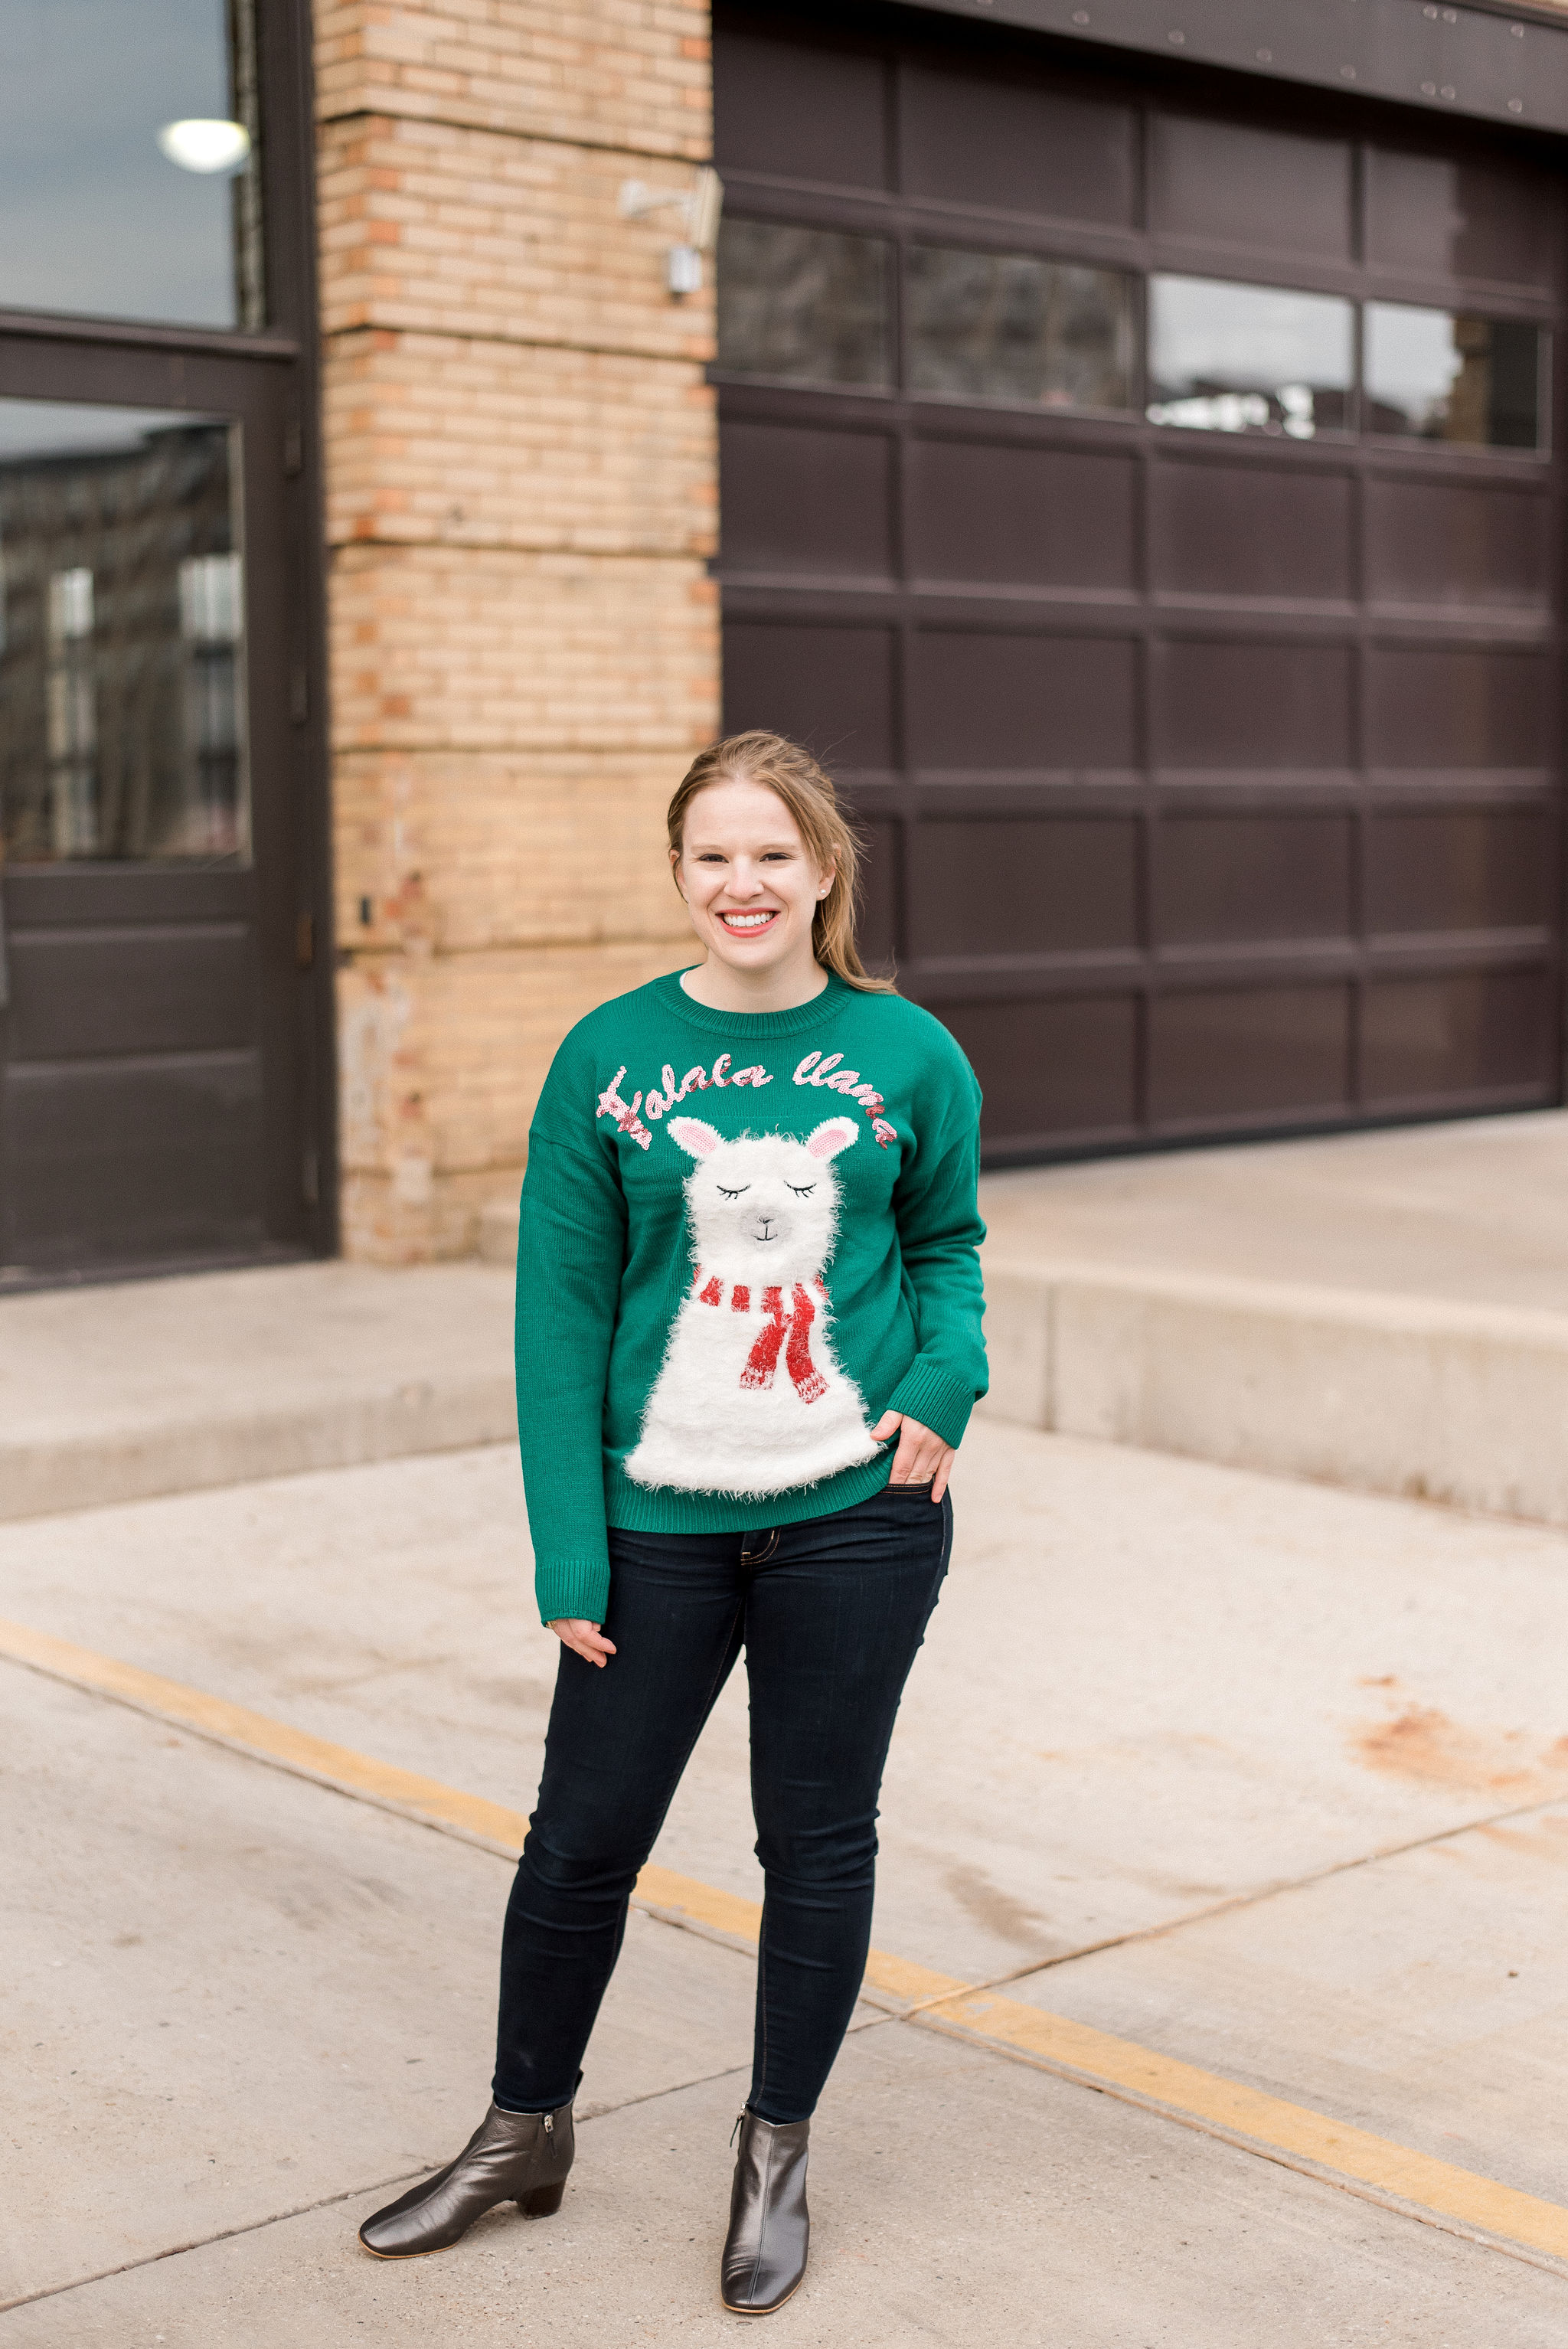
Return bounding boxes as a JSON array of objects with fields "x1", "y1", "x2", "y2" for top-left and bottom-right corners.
[
  {"x1": 717, "y1": 1182, "x2": 750, "y2": 1200},
  {"x1": 786, "y1": 1182, "x2": 815, "y2": 1198}
]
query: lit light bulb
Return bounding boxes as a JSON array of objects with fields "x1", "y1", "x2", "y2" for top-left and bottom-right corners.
[{"x1": 157, "y1": 119, "x2": 252, "y2": 175}]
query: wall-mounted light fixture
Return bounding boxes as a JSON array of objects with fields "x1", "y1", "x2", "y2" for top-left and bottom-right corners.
[
  {"x1": 619, "y1": 165, "x2": 724, "y2": 297},
  {"x1": 157, "y1": 119, "x2": 252, "y2": 175}
]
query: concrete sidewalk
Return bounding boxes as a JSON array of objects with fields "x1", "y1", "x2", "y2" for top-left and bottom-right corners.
[{"x1": 4, "y1": 1422, "x2": 1567, "y2": 2340}]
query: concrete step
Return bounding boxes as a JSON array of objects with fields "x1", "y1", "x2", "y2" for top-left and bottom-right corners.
[
  {"x1": 979, "y1": 1259, "x2": 1568, "y2": 1528},
  {"x1": 0, "y1": 1261, "x2": 516, "y2": 1524},
  {"x1": 7, "y1": 1109, "x2": 1566, "y2": 1530}
]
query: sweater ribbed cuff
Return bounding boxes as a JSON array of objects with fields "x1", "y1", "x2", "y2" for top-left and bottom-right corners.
[
  {"x1": 884, "y1": 1359, "x2": 980, "y2": 1452},
  {"x1": 534, "y1": 1556, "x2": 612, "y2": 1629}
]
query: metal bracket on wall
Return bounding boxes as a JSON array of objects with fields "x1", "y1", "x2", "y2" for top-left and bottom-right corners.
[{"x1": 903, "y1": 0, "x2": 1568, "y2": 136}]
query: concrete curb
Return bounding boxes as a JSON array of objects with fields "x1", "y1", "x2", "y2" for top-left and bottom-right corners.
[
  {"x1": 0, "y1": 1375, "x2": 518, "y2": 1526},
  {"x1": 979, "y1": 1259, "x2": 1568, "y2": 1526}
]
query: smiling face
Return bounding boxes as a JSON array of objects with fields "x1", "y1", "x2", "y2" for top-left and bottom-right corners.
[
  {"x1": 667, "y1": 1116, "x2": 858, "y2": 1284},
  {"x1": 673, "y1": 776, "x2": 833, "y2": 1000}
]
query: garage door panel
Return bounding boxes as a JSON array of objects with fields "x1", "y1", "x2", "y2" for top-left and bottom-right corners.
[
  {"x1": 1365, "y1": 646, "x2": 1553, "y2": 768},
  {"x1": 714, "y1": 24, "x2": 890, "y2": 192},
  {"x1": 1364, "y1": 479, "x2": 1550, "y2": 609},
  {"x1": 1155, "y1": 641, "x2": 1354, "y2": 769},
  {"x1": 1152, "y1": 985, "x2": 1351, "y2": 1122},
  {"x1": 909, "y1": 816, "x2": 1138, "y2": 957},
  {"x1": 910, "y1": 632, "x2": 1136, "y2": 770},
  {"x1": 720, "y1": 419, "x2": 893, "y2": 577},
  {"x1": 900, "y1": 57, "x2": 1136, "y2": 227},
  {"x1": 1367, "y1": 149, "x2": 1561, "y2": 291},
  {"x1": 1150, "y1": 462, "x2": 1353, "y2": 601},
  {"x1": 724, "y1": 619, "x2": 895, "y2": 769},
  {"x1": 854, "y1": 815, "x2": 899, "y2": 971},
  {"x1": 940, "y1": 993, "x2": 1139, "y2": 1150},
  {"x1": 908, "y1": 440, "x2": 1137, "y2": 590},
  {"x1": 1362, "y1": 969, "x2": 1557, "y2": 1102},
  {"x1": 1155, "y1": 815, "x2": 1352, "y2": 946},
  {"x1": 1365, "y1": 808, "x2": 1557, "y2": 934},
  {"x1": 1152, "y1": 115, "x2": 1353, "y2": 263}
]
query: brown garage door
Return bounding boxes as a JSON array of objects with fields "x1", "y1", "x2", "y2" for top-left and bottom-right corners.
[{"x1": 714, "y1": 2, "x2": 1566, "y2": 1161}]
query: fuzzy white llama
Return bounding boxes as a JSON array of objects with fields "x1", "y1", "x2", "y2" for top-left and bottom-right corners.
[{"x1": 623, "y1": 1114, "x2": 882, "y2": 1498}]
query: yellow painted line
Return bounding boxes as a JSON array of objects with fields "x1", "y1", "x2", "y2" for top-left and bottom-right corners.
[
  {"x1": 919, "y1": 1989, "x2": 1568, "y2": 2264},
  {"x1": 0, "y1": 1616, "x2": 756, "y2": 1942},
  {"x1": 3, "y1": 1613, "x2": 1566, "y2": 2268}
]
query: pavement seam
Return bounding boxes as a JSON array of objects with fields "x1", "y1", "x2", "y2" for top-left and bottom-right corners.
[
  {"x1": 5, "y1": 1617, "x2": 1566, "y2": 2278},
  {"x1": 0, "y1": 2062, "x2": 765, "y2": 2319},
  {"x1": 890, "y1": 1789, "x2": 1568, "y2": 2014}
]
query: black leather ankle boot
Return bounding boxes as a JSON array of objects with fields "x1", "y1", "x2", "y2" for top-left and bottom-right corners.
[
  {"x1": 720, "y1": 2111, "x2": 810, "y2": 2314},
  {"x1": 358, "y1": 2097, "x2": 574, "y2": 2259}
]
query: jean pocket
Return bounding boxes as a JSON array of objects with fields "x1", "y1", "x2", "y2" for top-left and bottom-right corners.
[{"x1": 886, "y1": 1477, "x2": 936, "y2": 1494}]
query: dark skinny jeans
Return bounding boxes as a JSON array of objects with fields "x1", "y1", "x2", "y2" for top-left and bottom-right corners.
[{"x1": 493, "y1": 1480, "x2": 952, "y2": 2125}]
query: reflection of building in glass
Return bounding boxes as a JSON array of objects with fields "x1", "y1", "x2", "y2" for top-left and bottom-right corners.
[{"x1": 0, "y1": 424, "x2": 246, "y2": 864}]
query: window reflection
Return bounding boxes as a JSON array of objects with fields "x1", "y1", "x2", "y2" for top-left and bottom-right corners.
[
  {"x1": 1148, "y1": 275, "x2": 1353, "y2": 437},
  {"x1": 717, "y1": 220, "x2": 890, "y2": 388},
  {"x1": 0, "y1": 0, "x2": 263, "y2": 329},
  {"x1": 0, "y1": 401, "x2": 249, "y2": 865},
  {"x1": 1365, "y1": 305, "x2": 1544, "y2": 449},
  {"x1": 906, "y1": 247, "x2": 1133, "y2": 412}
]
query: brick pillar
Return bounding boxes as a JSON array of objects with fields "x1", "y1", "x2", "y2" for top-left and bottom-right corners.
[{"x1": 314, "y1": 1, "x2": 719, "y2": 1261}]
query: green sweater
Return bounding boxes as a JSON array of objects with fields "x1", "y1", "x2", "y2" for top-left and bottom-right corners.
[{"x1": 515, "y1": 969, "x2": 988, "y2": 1625}]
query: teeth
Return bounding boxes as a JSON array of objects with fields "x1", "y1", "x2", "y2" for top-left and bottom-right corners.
[{"x1": 724, "y1": 912, "x2": 774, "y2": 929}]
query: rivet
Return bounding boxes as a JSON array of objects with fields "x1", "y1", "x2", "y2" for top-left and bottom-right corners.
[
  {"x1": 1423, "y1": 4, "x2": 1438, "y2": 17},
  {"x1": 1256, "y1": 47, "x2": 1272, "y2": 62},
  {"x1": 1168, "y1": 28, "x2": 1185, "y2": 43},
  {"x1": 1341, "y1": 64, "x2": 1356, "y2": 78},
  {"x1": 1420, "y1": 80, "x2": 1437, "y2": 94},
  {"x1": 1072, "y1": 6, "x2": 1089, "y2": 18},
  {"x1": 1508, "y1": 96, "x2": 1524, "y2": 113},
  {"x1": 1441, "y1": 83, "x2": 1456, "y2": 98}
]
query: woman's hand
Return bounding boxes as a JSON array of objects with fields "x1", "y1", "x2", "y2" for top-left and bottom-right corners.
[
  {"x1": 549, "y1": 1619, "x2": 617, "y2": 1668},
  {"x1": 871, "y1": 1411, "x2": 956, "y2": 1501}
]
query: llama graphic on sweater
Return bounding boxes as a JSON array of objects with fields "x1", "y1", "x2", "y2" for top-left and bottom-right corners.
[{"x1": 623, "y1": 1114, "x2": 882, "y2": 1498}]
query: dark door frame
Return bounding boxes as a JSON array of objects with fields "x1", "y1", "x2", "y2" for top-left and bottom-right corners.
[{"x1": 0, "y1": 0, "x2": 336, "y2": 1278}]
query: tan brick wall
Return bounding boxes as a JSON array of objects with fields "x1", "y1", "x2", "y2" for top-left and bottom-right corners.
[{"x1": 317, "y1": 1, "x2": 718, "y2": 1262}]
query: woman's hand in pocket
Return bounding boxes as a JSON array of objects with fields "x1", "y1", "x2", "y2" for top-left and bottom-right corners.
[
  {"x1": 550, "y1": 1619, "x2": 616, "y2": 1667},
  {"x1": 871, "y1": 1411, "x2": 956, "y2": 1501}
]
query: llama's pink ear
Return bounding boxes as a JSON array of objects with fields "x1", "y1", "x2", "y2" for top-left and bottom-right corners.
[
  {"x1": 805, "y1": 1116, "x2": 858, "y2": 1161},
  {"x1": 667, "y1": 1116, "x2": 721, "y2": 1158}
]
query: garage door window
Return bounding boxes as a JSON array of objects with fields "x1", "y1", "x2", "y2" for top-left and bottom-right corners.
[
  {"x1": 1365, "y1": 303, "x2": 1544, "y2": 448},
  {"x1": 906, "y1": 246, "x2": 1133, "y2": 411},
  {"x1": 1147, "y1": 274, "x2": 1354, "y2": 438},
  {"x1": 717, "y1": 220, "x2": 890, "y2": 387}
]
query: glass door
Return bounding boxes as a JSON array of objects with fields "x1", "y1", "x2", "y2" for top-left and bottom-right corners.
[
  {"x1": 0, "y1": 0, "x2": 329, "y2": 1282},
  {"x1": 0, "y1": 353, "x2": 314, "y2": 1276}
]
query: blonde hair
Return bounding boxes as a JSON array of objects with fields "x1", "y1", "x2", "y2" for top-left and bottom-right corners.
[{"x1": 667, "y1": 731, "x2": 894, "y2": 993}]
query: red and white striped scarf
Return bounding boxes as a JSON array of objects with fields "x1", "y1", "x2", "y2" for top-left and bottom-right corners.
[{"x1": 690, "y1": 1269, "x2": 829, "y2": 1404}]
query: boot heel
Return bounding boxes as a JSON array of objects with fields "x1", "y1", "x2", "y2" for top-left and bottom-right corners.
[{"x1": 518, "y1": 2181, "x2": 565, "y2": 2219}]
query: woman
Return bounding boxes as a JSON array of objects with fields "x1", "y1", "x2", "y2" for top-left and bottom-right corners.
[{"x1": 359, "y1": 731, "x2": 987, "y2": 2314}]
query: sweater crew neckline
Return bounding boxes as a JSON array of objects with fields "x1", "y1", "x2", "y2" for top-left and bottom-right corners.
[{"x1": 655, "y1": 968, "x2": 854, "y2": 1040}]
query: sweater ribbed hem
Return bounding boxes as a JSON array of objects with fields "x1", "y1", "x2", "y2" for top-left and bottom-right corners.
[
  {"x1": 534, "y1": 1557, "x2": 612, "y2": 1629},
  {"x1": 884, "y1": 1360, "x2": 980, "y2": 1451},
  {"x1": 605, "y1": 1448, "x2": 893, "y2": 1535}
]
